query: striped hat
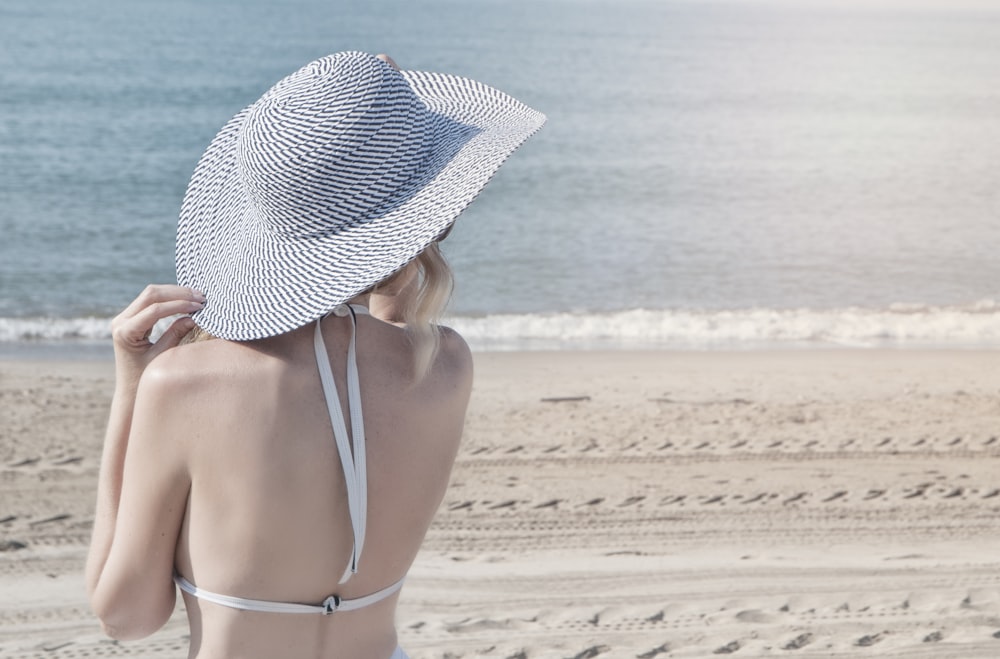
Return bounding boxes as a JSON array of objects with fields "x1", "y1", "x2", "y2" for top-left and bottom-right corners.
[{"x1": 176, "y1": 51, "x2": 545, "y2": 340}]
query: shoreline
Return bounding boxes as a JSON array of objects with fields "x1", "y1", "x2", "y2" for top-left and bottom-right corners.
[
  {"x1": 5, "y1": 301, "x2": 1000, "y2": 353},
  {"x1": 2, "y1": 341, "x2": 999, "y2": 362},
  {"x1": 2, "y1": 350, "x2": 999, "y2": 657}
]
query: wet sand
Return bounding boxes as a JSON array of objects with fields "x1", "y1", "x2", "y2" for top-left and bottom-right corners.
[{"x1": 2, "y1": 350, "x2": 999, "y2": 658}]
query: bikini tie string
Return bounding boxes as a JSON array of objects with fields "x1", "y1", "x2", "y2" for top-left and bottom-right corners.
[{"x1": 322, "y1": 594, "x2": 342, "y2": 615}]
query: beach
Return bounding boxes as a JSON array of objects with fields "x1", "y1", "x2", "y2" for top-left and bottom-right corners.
[
  {"x1": 2, "y1": 350, "x2": 999, "y2": 658},
  {"x1": 3, "y1": 1, "x2": 1000, "y2": 656}
]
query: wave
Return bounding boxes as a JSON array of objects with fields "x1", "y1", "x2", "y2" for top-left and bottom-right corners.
[
  {"x1": 449, "y1": 300, "x2": 1000, "y2": 350},
  {"x1": 3, "y1": 301, "x2": 1000, "y2": 351},
  {"x1": 0, "y1": 317, "x2": 114, "y2": 342}
]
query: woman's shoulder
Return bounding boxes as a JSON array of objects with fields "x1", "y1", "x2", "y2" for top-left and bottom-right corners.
[
  {"x1": 137, "y1": 338, "x2": 245, "y2": 398},
  {"x1": 428, "y1": 325, "x2": 473, "y2": 388},
  {"x1": 411, "y1": 325, "x2": 473, "y2": 412},
  {"x1": 435, "y1": 325, "x2": 472, "y2": 374}
]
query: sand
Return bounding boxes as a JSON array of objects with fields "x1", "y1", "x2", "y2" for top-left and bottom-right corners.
[{"x1": 1, "y1": 350, "x2": 999, "y2": 658}]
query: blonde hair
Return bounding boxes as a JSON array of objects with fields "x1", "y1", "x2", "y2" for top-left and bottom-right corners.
[
  {"x1": 179, "y1": 325, "x2": 215, "y2": 346},
  {"x1": 396, "y1": 242, "x2": 454, "y2": 379},
  {"x1": 181, "y1": 243, "x2": 454, "y2": 379}
]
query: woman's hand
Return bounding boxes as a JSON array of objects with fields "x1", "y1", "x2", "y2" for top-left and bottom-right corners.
[{"x1": 111, "y1": 284, "x2": 204, "y2": 388}]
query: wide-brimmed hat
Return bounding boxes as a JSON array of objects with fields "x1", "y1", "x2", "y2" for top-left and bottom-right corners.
[{"x1": 175, "y1": 51, "x2": 545, "y2": 340}]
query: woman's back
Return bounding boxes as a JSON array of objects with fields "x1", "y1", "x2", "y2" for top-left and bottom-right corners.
[{"x1": 150, "y1": 309, "x2": 472, "y2": 658}]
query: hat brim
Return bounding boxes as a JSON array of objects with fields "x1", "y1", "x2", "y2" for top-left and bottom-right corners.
[{"x1": 176, "y1": 65, "x2": 545, "y2": 341}]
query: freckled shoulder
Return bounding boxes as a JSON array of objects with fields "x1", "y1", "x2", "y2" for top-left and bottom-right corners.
[{"x1": 138, "y1": 340, "x2": 229, "y2": 399}]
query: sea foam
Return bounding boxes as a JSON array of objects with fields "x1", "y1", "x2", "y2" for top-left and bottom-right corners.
[
  {"x1": 448, "y1": 301, "x2": 1000, "y2": 350},
  {"x1": 3, "y1": 301, "x2": 1000, "y2": 351}
]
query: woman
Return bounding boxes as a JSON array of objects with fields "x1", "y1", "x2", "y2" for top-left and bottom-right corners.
[{"x1": 85, "y1": 51, "x2": 544, "y2": 658}]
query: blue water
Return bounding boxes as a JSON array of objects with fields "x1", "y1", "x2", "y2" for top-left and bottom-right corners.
[{"x1": 2, "y1": 0, "x2": 1000, "y2": 348}]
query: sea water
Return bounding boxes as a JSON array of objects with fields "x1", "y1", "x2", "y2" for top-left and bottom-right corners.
[{"x1": 2, "y1": 0, "x2": 999, "y2": 351}]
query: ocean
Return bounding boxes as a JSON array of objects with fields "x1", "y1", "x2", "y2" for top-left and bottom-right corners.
[{"x1": 2, "y1": 0, "x2": 1000, "y2": 353}]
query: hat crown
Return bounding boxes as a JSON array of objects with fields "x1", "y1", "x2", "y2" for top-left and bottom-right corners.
[{"x1": 237, "y1": 52, "x2": 431, "y2": 239}]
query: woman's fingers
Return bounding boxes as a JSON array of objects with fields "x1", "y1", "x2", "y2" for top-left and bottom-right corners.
[
  {"x1": 111, "y1": 285, "x2": 204, "y2": 388},
  {"x1": 113, "y1": 299, "x2": 203, "y2": 348},
  {"x1": 112, "y1": 287, "x2": 204, "y2": 352},
  {"x1": 119, "y1": 284, "x2": 204, "y2": 319},
  {"x1": 150, "y1": 316, "x2": 197, "y2": 355}
]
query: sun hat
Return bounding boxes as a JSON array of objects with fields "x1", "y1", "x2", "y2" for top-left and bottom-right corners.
[{"x1": 175, "y1": 51, "x2": 545, "y2": 340}]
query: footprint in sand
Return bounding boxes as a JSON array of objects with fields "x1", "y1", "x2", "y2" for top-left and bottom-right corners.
[
  {"x1": 569, "y1": 644, "x2": 610, "y2": 659},
  {"x1": 41, "y1": 642, "x2": 74, "y2": 652},
  {"x1": 28, "y1": 513, "x2": 71, "y2": 528},
  {"x1": 713, "y1": 640, "x2": 740, "y2": 654},
  {"x1": 636, "y1": 643, "x2": 670, "y2": 658},
  {"x1": 735, "y1": 609, "x2": 777, "y2": 623},
  {"x1": 962, "y1": 589, "x2": 1000, "y2": 610},
  {"x1": 855, "y1": 632, "x2": 884, "y2": 647},
  {"x1": 9, "y1": 457, "x2": 40, "y2": 467},
  {"x1": 783, "y1": 633, "x2": 813, "y2": 650}
]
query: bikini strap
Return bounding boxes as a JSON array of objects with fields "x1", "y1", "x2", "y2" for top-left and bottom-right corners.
[
  {"x1": 174, "y1": 573, "x2": 404, "y2": 615},
  {"x1": 314, "y1": 303, "x2": 370, "y2": 584}
]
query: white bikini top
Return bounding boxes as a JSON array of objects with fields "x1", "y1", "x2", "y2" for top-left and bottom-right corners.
[{"x1": 174, "y1": 304, "x2": 405, "y2": 614}]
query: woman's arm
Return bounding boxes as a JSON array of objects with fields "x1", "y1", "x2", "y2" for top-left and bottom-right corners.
[{"x1": 85, "y1": 285, "x2": 203, "y2": 639}]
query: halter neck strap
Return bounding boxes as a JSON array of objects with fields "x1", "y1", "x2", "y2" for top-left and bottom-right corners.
[{"x1": 314, "y1": 303, "x2": 368, "y2": 583}]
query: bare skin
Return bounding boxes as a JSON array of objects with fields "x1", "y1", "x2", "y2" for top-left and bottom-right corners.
[{"x1": 86, "y1": 277, "x2": 473, "y2": 657}]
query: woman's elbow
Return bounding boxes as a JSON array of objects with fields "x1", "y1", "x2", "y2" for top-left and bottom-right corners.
[
  {"x1": 90, "y1": 586, "x2": 175, "y2": 641},
  {"x1": 98, "y1": 618, "x2": 146, "y2": 642}
]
